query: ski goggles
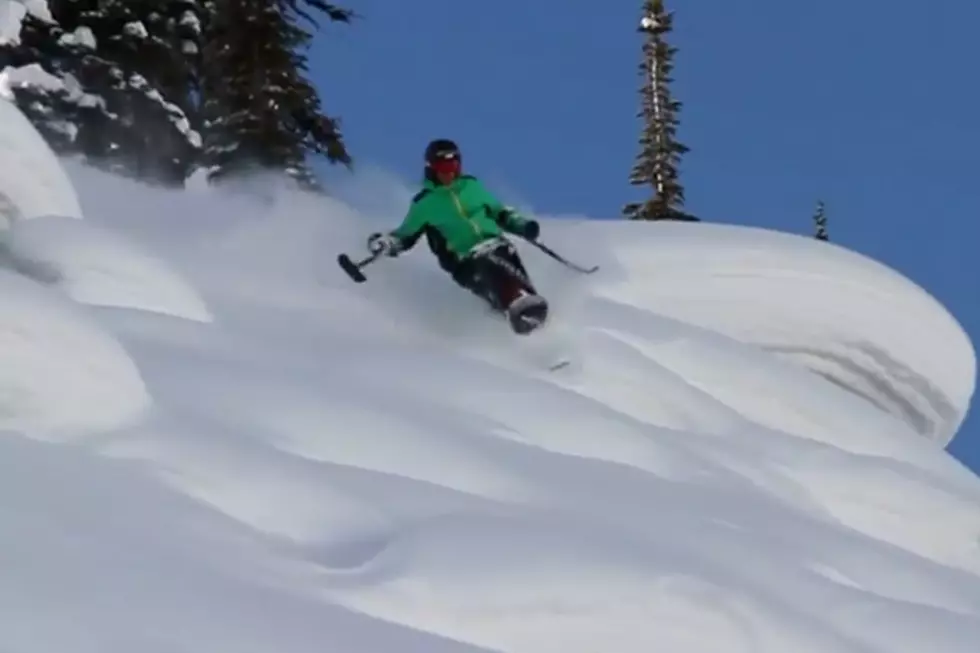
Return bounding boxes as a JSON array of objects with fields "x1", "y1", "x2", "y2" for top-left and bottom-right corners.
[{"x1": 429, "y1": 152, "x2": 460, "y2": 176}]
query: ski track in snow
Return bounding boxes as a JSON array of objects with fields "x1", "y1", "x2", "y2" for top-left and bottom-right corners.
[{"x1": 2, "y1": 83, "x2": 980, "y2": 652}]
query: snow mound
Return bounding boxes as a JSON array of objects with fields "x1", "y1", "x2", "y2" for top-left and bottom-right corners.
[
  {"x1": 4, "y1": 213, "x2": 212, "y2": 322},
  {"x1": 0, "y1": 268, "x2": 149, "y2": 438},
  {"x1": 578, "y1": 220, "x2": 975, "y2": 446},
  {"x1": 0, "y1": 94, "x2": 82, "y2": 223}
]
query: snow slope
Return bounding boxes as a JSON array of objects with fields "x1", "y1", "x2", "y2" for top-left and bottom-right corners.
[{"x1": 3, "y1": 88, "x2": 980, "y2": 652}]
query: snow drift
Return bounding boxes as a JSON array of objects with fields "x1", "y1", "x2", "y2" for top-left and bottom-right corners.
[
  {"x1": 0, "y1": 267, "x2": 149, "y2": 437},
  {"x1": 0, "y1": 83, "x2": 82, "y2": 223},
  {"x1": 4, "y1": 214, "x2": 212, "y2": 322},
  {"x1": 3, "y1": 44, "x2": 980, "y2": 653},
  {"x1": 583, "y1": 222, "x2": 974, "y2": 446}
]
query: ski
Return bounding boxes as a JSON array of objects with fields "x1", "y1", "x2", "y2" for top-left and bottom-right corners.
[{"x1": 337, "y1": 252, "x2": 379, "y2": 283}]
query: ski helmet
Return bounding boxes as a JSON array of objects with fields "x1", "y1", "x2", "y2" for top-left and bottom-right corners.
[{"x1": 424, "y1": 138, "x2": 462, "y2": 182}]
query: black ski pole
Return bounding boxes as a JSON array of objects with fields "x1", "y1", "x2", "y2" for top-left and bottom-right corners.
[
  {"x1": 525, "y1": 239, "x2": 599, "y2": 274},
  {"x1": 337, "y1": 250, "x2": 381, "y2": 283}
]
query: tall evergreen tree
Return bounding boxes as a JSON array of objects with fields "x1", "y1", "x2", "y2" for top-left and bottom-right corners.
[
  {"x1": 197, "y1": 0, "x2": 353, "y2": 192},
  {"x1": 0, "y1": 0, "x2": 204, "y2": 185},
  {"x1": 813, "y1": 200, "x2": 828, "y2": 241},
  {"x1": 623, "y1": 0, "x2": 698, "y2": 222}
]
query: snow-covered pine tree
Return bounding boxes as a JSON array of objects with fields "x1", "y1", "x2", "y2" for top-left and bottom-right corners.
[
  {"x1": 623, "y1": 0, "x2": 698, "y2": 222},
  {"x1": 198, "y1": 0, "x2": 353, "y2": 192},
  {"x1": 0, "y1": 3, "x2": 111, "y2": 157},
  {"x1": 813, "y1": 200, "x2": 828, "y2": 241},
  {"x1": 93, "y1": 0, "x2": 205, "y2": 184},
  {"x1": 0, "y1": 0, "x2": 204, "y2": 186}
]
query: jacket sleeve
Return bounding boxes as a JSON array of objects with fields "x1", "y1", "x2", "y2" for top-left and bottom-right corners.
[
  {"x1": 467, "y1": 177, "x2": 530, "y2": 234},
  {"x1": 389, "y1": 191, "x2": 430, "y2": 250}
]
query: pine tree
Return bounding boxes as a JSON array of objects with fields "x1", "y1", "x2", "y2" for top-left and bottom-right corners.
[
  {"x1": 813, "y1": 200, "x2": 828, "y2": 241},
  {"x1": 623, "y1": 0, "x2": 698, "y2": 222},
  {"x1": 92, "y1": 0, "x2": 205, "y2": 184},
  {"x1": 0, "y1": 0, "x2": 204, "y2": 186},
  {"x1": 197, "y1": 0, "x2": 353, "y2": 192},
  {"x1": 0, "y1": 5, "x2": 113, "y2": 158}
]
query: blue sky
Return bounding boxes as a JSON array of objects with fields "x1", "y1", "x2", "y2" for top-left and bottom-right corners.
[{"x1": 310, "y1": 0, "x2": 980, "y2": 470}]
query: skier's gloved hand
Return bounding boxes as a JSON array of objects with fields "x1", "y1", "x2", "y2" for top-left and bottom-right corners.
[
  {"x1": 497, "y1": 206, "x2": 538, "y2": 240},
  {"x1": 367, "y1": 232, "x2": 400, "y2": 257},
  {"x1": 522, "y1": 220, "x2": 540, "y2": 241}
]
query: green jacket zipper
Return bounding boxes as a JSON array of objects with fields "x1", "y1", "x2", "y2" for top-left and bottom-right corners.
[{"x1": 449, "y1": 188, "x2": 482, "y2": 239}]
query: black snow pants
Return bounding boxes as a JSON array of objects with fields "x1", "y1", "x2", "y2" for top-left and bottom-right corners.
[{"x1": 433, "y1": 236, "x2": 536, "y2": 312}]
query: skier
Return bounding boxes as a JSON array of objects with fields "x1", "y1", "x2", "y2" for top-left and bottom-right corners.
[{"x1": 366, "y1": 138, "x2": 549, "y2": 334}]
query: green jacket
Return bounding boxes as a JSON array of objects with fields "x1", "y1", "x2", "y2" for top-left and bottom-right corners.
[{"x1": 390, "y1": 175, "x2": 530, "y2": 257}]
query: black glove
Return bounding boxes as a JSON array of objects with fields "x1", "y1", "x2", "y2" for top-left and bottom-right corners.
[{"x1": 522, "y1": 219, "x2": 540, "y2": 241}]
